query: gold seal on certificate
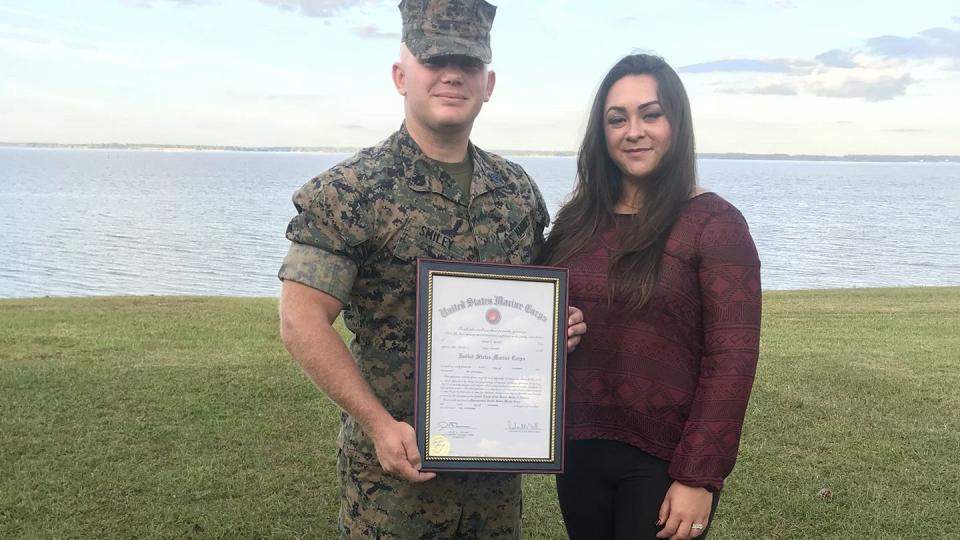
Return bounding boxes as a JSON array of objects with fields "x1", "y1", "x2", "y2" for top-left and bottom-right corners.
[
  {"x1": 414, "y1": 259, "x2": 569, "y2": 473},
  {"x1": 429, "y1": 435, "x2": 451, "y2": 456}
]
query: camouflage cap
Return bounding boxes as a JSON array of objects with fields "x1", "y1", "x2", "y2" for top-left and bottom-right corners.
[{"x1": 399, "y1": 0, "x2": 497, "y2": 63}]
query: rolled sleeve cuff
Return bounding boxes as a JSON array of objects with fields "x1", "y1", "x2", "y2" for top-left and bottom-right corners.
[{"x1": 278, "y1": 242, "x2": 357, "y2": 305}]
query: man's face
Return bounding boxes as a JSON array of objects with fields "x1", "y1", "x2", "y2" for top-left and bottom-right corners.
[{"x1": 393, "y1": 50, "x2": 496, "y2": 135}]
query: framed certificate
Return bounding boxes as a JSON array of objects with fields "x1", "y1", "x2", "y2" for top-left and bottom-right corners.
[{"x1": 414, "y1": 259, "x2": 568, "y2": 473}]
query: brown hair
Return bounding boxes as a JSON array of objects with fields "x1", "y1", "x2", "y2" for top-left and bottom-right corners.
[{"x1": 541, "y1": 54, "x2": 697, "y2": 312}]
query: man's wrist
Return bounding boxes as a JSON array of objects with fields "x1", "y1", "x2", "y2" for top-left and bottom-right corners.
[{"x1": 360, "y1": 409, "x2": 396, "y2": 439}]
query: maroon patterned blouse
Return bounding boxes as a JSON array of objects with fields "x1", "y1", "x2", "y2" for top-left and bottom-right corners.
[{"x1": 560, "y1": 193, "x2": 762, "y2": 492}]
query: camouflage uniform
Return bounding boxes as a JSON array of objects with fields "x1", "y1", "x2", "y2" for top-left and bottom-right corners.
[
  {"x1": 400, "y1": 0, "x2": 496, "y2": 63},
  {"x1": 279, "y1": 123, "x2": 549, "y2": 538}
]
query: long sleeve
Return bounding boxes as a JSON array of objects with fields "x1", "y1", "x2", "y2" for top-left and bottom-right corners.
[{"x1": 668, "y1": 206, "x2": 762, "y2": 492}]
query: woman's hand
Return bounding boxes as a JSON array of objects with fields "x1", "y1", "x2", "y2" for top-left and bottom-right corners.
[
  {"x1": 566, "y1": 306, "x2": 586, "y2": 351},
  {"x1": 655, "y1": 481, "x2": 713, "y2": 539}
]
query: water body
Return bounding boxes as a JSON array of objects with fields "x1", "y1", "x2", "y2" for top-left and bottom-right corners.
[{"x1": 1, "y1": 147, "x2": 958, "y2": 298}]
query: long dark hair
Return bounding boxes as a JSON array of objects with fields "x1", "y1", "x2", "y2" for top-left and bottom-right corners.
[{"x1": 541, "y1": 54, "x2": 697, "y2": 312}]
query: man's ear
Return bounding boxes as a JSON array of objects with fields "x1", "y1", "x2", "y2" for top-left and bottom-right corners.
[
  {"x1": 392, "y1": 62, "x2": 406, "y2": 96},
  {"x1": 484, "y1": 69, "x2": 496, "y2": 102}
]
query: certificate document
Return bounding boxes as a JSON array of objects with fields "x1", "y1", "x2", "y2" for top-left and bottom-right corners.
[{"x1": 415, "y1": 259, "x2": 568, "y2": 473}]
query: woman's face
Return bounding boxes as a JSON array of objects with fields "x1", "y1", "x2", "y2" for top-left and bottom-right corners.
[{"x1": 603, "y1": 74, "x2": 672, "y2": 184}]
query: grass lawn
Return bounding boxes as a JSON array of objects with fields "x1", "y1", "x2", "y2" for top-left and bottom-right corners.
[{"x1": 2, "y1": 288, "x2": 958, "y2": 538}]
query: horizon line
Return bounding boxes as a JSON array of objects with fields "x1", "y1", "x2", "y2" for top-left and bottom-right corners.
[{"x1": 1, "y1": 142, "x2": 957, "y2": 162}]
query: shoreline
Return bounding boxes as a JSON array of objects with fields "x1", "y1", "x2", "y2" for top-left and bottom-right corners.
[
  {"x1": 2, "y1": 143, "x2": 958, "y2": 163},
  {"x1": 3, "y1": 284, "x2": 959, "y2": 302}
]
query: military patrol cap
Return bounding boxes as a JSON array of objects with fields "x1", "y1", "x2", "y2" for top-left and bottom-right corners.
[{"x1": 399, "y1": 0, "x2": 497, "y2": 64}]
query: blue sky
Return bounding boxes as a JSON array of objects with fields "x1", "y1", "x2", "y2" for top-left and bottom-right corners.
[{"x1": 1, "y1": 0, "x2": 958, "y2": 155}]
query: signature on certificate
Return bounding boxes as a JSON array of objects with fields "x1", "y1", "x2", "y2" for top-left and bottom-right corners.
[
  {"x1": 436, "y1": 421, "x2": 477, "y2": 439},
  {"x1": 506, "y1": 420, "x2": 542, "y2": 433}
]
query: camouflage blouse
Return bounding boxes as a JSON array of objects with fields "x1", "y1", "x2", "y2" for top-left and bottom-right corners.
[{"x1": 279, "y1": 124, "x2": 548, "y2": 458}]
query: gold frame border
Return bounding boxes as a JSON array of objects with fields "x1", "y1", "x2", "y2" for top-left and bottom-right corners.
[{"x1": 423, "y1": 269, "x2": 561, "y2": 463}]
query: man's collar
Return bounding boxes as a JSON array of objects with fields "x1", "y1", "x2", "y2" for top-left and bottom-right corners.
[
  {"x1": 468, "y1": 143, "x2": 507, "y2": 197},
  {"x1": 397, "y1": 123, "x2": 464, "y2": 203},
  {"x1": 397, "y1": 122, "x2": 506, "y2": 203}
]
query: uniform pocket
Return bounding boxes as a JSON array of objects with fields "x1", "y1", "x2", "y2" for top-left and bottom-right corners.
[{"x1": 498, "y1": 215, "x2": 536, "y2": 264}]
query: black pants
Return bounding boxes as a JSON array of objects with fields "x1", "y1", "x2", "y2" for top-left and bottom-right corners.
[{"x1": 556, "y1": 439, "x2": 720, "y2": 540}]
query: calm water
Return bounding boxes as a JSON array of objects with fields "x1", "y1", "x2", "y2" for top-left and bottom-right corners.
[{"x1": 1, "y1": 147, "x2": 958, "y2": 298}]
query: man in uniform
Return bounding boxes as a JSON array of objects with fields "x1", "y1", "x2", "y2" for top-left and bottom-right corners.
[{"x1": 278, "y1": 0, "x2": 585, "y2": 537}]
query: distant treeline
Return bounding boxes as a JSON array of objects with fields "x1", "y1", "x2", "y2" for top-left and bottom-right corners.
[
  {"x1": 0, "y1": 142, "x2": 353, "y2": 154},
  {"x1": 1, "y1": 142, "x2": 957, "y2": 162},
  {"x1": 696, "y1": 152, "x2": 959, "y2": 163}
]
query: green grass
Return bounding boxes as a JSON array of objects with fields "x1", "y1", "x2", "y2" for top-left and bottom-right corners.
[{"x1": 1, "y1": 288, "x2": 958, "y2": 539}]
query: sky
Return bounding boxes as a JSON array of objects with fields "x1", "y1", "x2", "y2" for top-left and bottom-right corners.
[{"x1": 1, "y1": 0, "x2": 958, "y2": 155}]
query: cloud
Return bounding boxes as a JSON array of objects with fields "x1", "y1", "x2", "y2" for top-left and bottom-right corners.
[
  {"x1": 866, "y1": 27, "x2": 960, "y2": 59},
  {"x1": 885, "y1": 128, "x2": 927, "y2": 132},
  {"x1": 722, "y1": 81, "x2": 798, "y2": 95},
  {"x1": 807, "y1": 74, "x2": 912, "y2": 101},
  {"x1": 120, "y1": 0, "x2": 208, "y2": 6},
  {"x1": 728, "y1": 0, "x2": 797, "y2": 8},
  {"x1": 262, "y1": 93, "x2": 326, "y2": 103},
  {"x1": 0, "y1": 6, "x2": 106, "y2": 31},
  {"x1": 681, "y1": 17, "x2": 960, "y2": 103},
  {"x1": 0, "y1": 24, "x2": 52, "y2": 45},
  {"x1": 257, "y1": 0, "x2": 375, "y2": 17},
  {"x1": 752, "y1": 82, "x2": 798, "y2": 95},
  {"x1": 352, "y1": 25, "x2": 399, "y2": 40},
  {"x1": 816, "y1": 49, "x2": 859, "y2": 68},
  {"x1": 678, "y1": 59, "x2": 791, "y2": 73},
  {"x1": 719, "y1": 70, "x2": 914, "y2": 101},
  {"x1": 921, "y1": 27, "x2": 960, "y2": 47}
]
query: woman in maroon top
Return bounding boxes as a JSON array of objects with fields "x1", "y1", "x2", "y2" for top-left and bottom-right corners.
[{"x1": 541, "y1": 54, "x2": 761, "y2": 539}]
